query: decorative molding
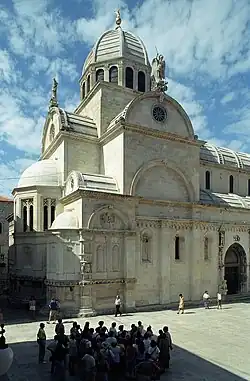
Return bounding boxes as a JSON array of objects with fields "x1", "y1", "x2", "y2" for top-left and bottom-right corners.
[
  {"x1": 90, "y1": 278, "x2": 137, "y2": 285},
  {"x1": 45, "y1": 279, "x2": 78, "y2": 287}
]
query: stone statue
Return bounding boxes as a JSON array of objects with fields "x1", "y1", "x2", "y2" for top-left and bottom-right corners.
[
  {"x1": 49, "y1": 78, "x2": 59, "y2": 108},
  {"x1": 151, "y1": 53, "x2": 168, "y2": 92},
  {"x1": 115, "y1": 9, "x2": 122, "y2": 27},
  {"x1": 52, "y1": 78, "x2": 58, "y2": 100}
]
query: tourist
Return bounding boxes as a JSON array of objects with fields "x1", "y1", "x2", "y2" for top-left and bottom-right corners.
[
  {"x1": 163, "y1": 326, "x2": 173, "y2": 351},
  {"x1": 115, "y1": 294, "x2": 122, "y2": 317},
  {"x1": 37, "y1": 322, "x2": 46, "y2": 364},
  {"x1": 177, "y1": 293, "x2": 185, "y2": 314},
  {"x1": 158, "y1": 331, "x2": 170, "y2": 370},
  {"x1": 109, "y1": 322, "x2": 117, "y2": 336},
  {"x1": 217, "y1": 291, "x2": 222, "y2": 309},
  {"x1": 68, "y1": 333, "x2": 78, "y2": 376},
  {"x1": 29, "y1": 296, "x2": 36, "y2": 320},
  {"x1": 47, "y1": 335, "x2": 58, "y2": 374},
  {"x1": 48, "y1": 297, "x2": 58, "y2": 324},
  {"x1": 203, "y1": 291, "x2": 210, "y2": 309},
  {"x1": 55, "y1": 318, "x2": 64, "y2": 335},
  {"x1": 146, "y1": 340, "x2": 160, "y2": 362},
  {"x1": 82, "y1": 349, "x2": 96, "y2": 381}
]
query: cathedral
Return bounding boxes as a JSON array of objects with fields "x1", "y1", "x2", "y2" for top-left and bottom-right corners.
[{"x1": 9, "y1": 12, "x2": 250, "y2": 315}]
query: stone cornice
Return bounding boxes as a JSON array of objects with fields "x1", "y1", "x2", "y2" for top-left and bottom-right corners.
[
  {"x1": 136, "y1": 217, "x2": 250, "y2": 232},
  {"x1": 100, "y1": 122, "x2": 203, "y2": 147},
  {"x1": 45, "y1": 279, "x2": 77, "y2": 287},
  {"x1": 60, "y1": 189, "x2": 137, "y2": 205},
  {"x1": 200, "y1": 160, "x2": 250, "y2": 174},
  {"x1": 90, "y1": 278, "x2": 137, "y2": 285}
]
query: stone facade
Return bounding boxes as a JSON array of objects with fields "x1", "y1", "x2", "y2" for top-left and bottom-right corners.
[
  {"x1": 0, "y1": 196, "x2": 13, "y2": 289},
  {"x1": 9, "y1": 20, "x2": 250, "y2": 315}
]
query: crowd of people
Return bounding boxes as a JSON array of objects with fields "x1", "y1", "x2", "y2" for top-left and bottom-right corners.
[{"x1": 37, "y1": 318, "x2": 173, "y2": 380}]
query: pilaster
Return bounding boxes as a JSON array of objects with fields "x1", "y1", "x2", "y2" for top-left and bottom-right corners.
[
  {"x1": 123, "y1": 233, "x2": 136, "y2": 310},
  {"x1": 159, "y1": 224, "x2": 171, "y2": 304}
]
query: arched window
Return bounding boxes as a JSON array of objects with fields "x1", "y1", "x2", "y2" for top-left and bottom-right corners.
[
  {"x1": 248, "y1": 179, "x2": 250, "y2": 196},
  {"x1": 82, "y1": 82, "x2": 85, "y2": 99},
  {"x1": 29, "y1": 205, "x2": 33, "y2": 231},
  {"x1": 96, "y1": 69, "x2": 104, "y2": 82},
  {"x1": 204, "y1": 236, "x2": 209, "y2": 260},
  {"x1": 23, "y1": 206, "x2": 27, "y2": 232},
  {"x1": 175, "y1": 236, "x2": 180, "y2": 260},
  {"x1": 138, "y1": 71, "x2": 146, "y2": 92},
  {"x1": 0, "y1": 222, "x2": 3, "y2": 234},
  {"x1": 125, "y1": 67, "x2": 134, "y2": 89},
  {"x1": 87, "y1": 75, "x2": 90, "y2": 93},
  {"x1": 43, "y1": 205, "x2": 48, "y2": 230},
  {"x1": 229, "y1": 175, "x2": 234, "y2": 193},
  {"x1": 109, "y1": 66, "x2": 118, "y2": 84},
  {"x1": 205, "y1": 170, "x2": 211, "y2": 190},
  {"x1": 49, "y1": 124, "x2": 55, "y2": 142},
  {"x1": 51, "y1": 205, "x2": 55, "y2": 225}
]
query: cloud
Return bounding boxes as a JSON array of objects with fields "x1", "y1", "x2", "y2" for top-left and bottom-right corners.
[
  {"x1": 221, "y1": 92, "x2": 235, "y2": 105},
  {"x1": 0, "y1": 50, "x2": 17, "y2": 83}
]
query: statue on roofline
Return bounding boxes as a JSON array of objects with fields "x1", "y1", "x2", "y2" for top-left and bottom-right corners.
[
  {"x1": 151, "y1": 51, "x2": 168, "y2": 93},
  {"x1": 49, "y1": 78, "x2": 58, "y2": 108},
  {"x1": 115, "y1": 9, "x2": 122, "y2": 28}
]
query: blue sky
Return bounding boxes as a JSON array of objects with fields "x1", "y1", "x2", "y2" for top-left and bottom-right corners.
[{"x1": 0, "y1": 0, "x2": 250, "y2": 196}]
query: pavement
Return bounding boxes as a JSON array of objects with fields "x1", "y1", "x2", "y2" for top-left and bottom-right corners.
[{"x1": 1, "y1": 302, "x2": 250, "y2": 380}]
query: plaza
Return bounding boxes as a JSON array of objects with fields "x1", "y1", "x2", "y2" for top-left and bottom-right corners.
[{"x1": 2, "y1": 302, "x2": 250, "y2": 380}]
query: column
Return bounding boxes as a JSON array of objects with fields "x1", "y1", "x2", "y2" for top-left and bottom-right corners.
[
  {"x1": 78, "y1": 231, "x2": 96, "y2": 316},
  {"x1": 159, "y1": 222, "x2": 171, "y2": 304},
  {"x1": 134, "y1": 70, "x2": 138, "y2": 91},
  {"x1": 123, "y1": 233, "x2": 136, "y2": 310},
  {"x1": 190, "y1": 226, "x2": 202, "y2": 300},
  {"x1": 48, "y1": 198, "x2": 51, "y2": 228}
]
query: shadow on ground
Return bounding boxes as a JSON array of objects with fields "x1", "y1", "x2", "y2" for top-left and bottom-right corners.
[{"x1": 0, "y1": 339, "x2": 248, "y2": 381}]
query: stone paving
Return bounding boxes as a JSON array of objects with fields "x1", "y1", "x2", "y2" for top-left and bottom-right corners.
[{"x1": 1, "y1": 302, "x2": 250, "y2": 380}]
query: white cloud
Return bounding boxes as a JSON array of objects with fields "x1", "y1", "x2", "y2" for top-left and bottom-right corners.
[
  {"x1": 221, "y1": 92, "x2": 235, "y2": 105},
  {"x1": 0, "y1": 50, "x2": 17, "y2": 83}
]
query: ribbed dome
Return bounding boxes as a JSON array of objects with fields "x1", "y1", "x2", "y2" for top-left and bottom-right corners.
[
  {"x1": 82, "y1": 28, "x2": 150, "y2": 74},
  {"x1": 50, "y1": 209, "x2": 79, "y2": 230},
  {"x1": 18, "y1": 159, "x2": 60, "y2": 188}
]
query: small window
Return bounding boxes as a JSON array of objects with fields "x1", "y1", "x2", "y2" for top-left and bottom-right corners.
[
  {"x1": 43, "y1": 206, "x2": 48, "y2": 231},
  {"x1": 138, "y1": 71, "x2": 146, "y2": 92},
  {"x1": 248, "y1": 179, "x2": 250, "y2": 196},
  {"x1": 229, "y1": 175, "x2": 234, "y2": 193},
  {"x1": 87, "y1": 75, "x2": 90, "y2": 93},
  {"x1": 205, "y1": 170, "x2": 211, "y2": 190},
  {"x1": 0, "y1": 223, "x2": 2, "y2": 234},
  {"x1": 82, "y1": 82, "x2": 86, "y2": 99},
  {"x1": 96, "y1": 69, "x2": 104, "y2": 82},
  {"x1": 51, "y1": 205, "x2": 55, "y2": 225},
  {"x1": 23, "y1": 206, "x2": 27, "y2": 232},
  {"x1": 29, "y1": 205, "x2": 33, "y2": 231},
  {"x1": 175, "y1": 236, "x2": 180, "y2": 260},
  {"x1": 204, "y1": 236, "x2": 209, "y2": 260},
  {"x1": 109, "y1": 66, "x2": 118, "y2": 84},
  {"x1": 125, "y1": 67, "x2": 134, "y2": 89}
]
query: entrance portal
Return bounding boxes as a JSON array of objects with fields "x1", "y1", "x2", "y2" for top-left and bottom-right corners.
[{"x1": 224, "y1": 243, "x2": 247, "y2": 295}]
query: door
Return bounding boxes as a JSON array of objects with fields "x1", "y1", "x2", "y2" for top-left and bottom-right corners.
[{"x1": 225, "y1": 266, "x2": 239, "y2": 294}]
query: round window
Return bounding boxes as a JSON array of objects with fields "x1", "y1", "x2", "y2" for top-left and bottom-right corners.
[{"x1": 152, "y1": 105, "x2": 167, "y2": 123}]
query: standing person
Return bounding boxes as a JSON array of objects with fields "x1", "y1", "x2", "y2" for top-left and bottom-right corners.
[
  {"x1": 29, "y1": 296, "x2": 36, "y2": 320},
  {"x1": 177, "y1": 294, "x2": 184, "y2": 314},
  {"x1": 203, "y1": 291, "x2": 210, "y2": 309},
  {"x1": 55, "y1": 318, "x2": 65, "y2": 335},
  {"x1": 48, "y1": 297, "x2": 58, "y2": 324},
  {"x1": 217, "y1": 291, "x2": 222, "y2": 309},
  {"x1": 37, "y1": 322, "x2": 46, "y2": 364},
  {"x1": 115, "y1": 294, "x2": 122, "y2": 317}
]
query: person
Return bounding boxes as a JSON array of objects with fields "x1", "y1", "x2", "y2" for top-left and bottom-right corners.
[
  {"x1": 203, "y1": 291, "x2": 210, "y2": 309},
  {"x1": 29, "y1": 296, "x2": 36, "y2": 320},
  {"x1": 68, "y1": 333, "x2": 78, "y2": 376},
  {"x1": 48, "y1": 297, "x2": 58, "y2": 324},
  {"x1": 37, "y1": 322, "x2": 46, "y2": 364},
  {"x1": 158, "y1": 332, "x2": 170, "y2": 371},
  {"x1": 177, "y1": 293, "x2": 184, "y2": 314},
  {"x1": 82, "y1": 349, "x2": 96, "y2": 381},
  {"x1": 47, "y1": 335, "x2": 58, "y2": 374},
  {"x1": 115, "y1": 294, "x2": 122, "y2": 317},
  {"x1": 109, "y1": 322, "x2": 117, "y2": 336},
  {"x1": 217, "y1": 291, "x2": 222, "y2": 309},
  {"x1": 55, "y1": 318, "x2": 64, "y2": 335}
]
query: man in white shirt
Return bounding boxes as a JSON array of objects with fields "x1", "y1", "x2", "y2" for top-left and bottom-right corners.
[
  {"x1": 115, "y1": 294, "x2": 122, "y2": 317},
  {"x1": 217, "y1": 292, "x2": 222, "y2": 309},
  {"x1": 203, "y1": 291, "x2": 210, "y2": 309}
]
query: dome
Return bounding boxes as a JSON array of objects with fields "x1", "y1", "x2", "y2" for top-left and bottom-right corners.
[
  {"x1": 50, "y1": 209, "x2": 79, "y2": 230},
  {"x1": 18, "y1": 159, "x2": 60, "y2": 188},
  {"x1": 82, "y1": 28, "x2": 150, "y2": 74}
]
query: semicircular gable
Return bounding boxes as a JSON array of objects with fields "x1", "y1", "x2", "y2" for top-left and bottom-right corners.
[
  {"x1": 124, "y1": 92, "x2": 194, "y2": 139},
  {"x1": 41, "y1": 108, "x2": 61, "y2": 153},
  {"x1": 130, "y1": 159, "x2": 195, "y2": 202}
]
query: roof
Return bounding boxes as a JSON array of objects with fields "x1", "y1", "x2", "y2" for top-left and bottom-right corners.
[
  {"x1": 200, "y1": 143, "x2": 250, "y2": 170},
  {"x1": 66, "y1": 113, "x2": 97, "y2": 138},
  {"x1": 17, "y1": 160, "x2": 61, "y2": 188},
  {"x1": 82, "y1": 28, "x2": 150, "y2": 74},
  {"x1": 200, "y1": 190, "x2": 250, "y2": 209},
  {"x1": 0, "y1": 196, "x2": 13, "y2": 202}
]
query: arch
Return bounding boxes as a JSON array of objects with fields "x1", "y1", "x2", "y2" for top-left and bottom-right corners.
[
  {"x1": 109, "y1": 66, "x2": 118, "y2": 84},
  {"x1": 87, "y1": 75, "x2": 90, "y2": 93},
  {"x1": 224, "y1": 243, "x2": 247, "y2": 295},
  {"x1": 125, "y1": 67, "x2": 134, "y2": 89},
  {"x1": 130, "y1": 159, "x2": 195, "y2": 202},
  {"x1": 96, "y1": 69, "x2": 104, "y2": 82},
  {"x1": 138, "y1": 71, "x2": 146, "y2": 92},
  {"x1": 87, "y1": 205, "x2": 130, "y2": 230}
]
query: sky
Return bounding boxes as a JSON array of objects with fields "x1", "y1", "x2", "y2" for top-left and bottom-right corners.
[{"x1": 0, "y1": 0, "x2": 250, "y2": 196}]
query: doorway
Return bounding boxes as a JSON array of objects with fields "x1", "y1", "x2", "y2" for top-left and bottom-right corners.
[{"x1": 224, "y1": 243, "x2": 247, "y2": 295}]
